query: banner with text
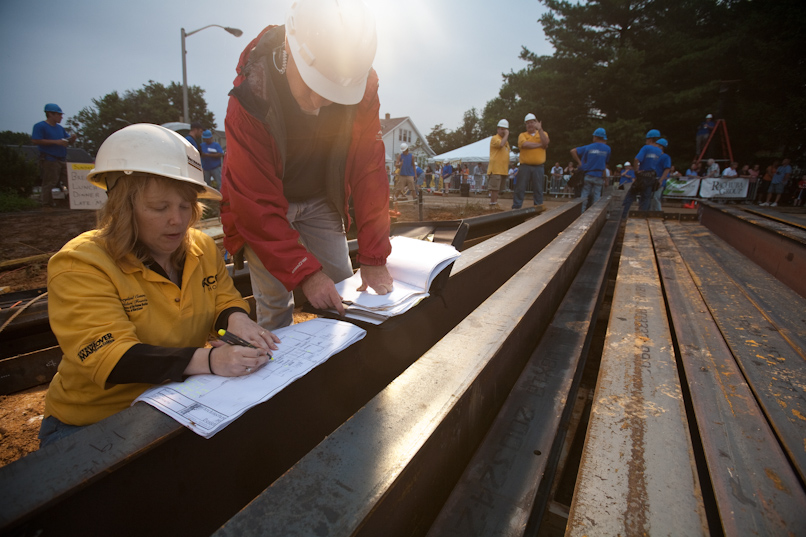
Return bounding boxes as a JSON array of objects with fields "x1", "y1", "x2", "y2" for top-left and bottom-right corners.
[
  {"x1": 67, "y1": 163, "x2": 106, "y2": 210},
  {"x1": 663, "y1": 177, "x2": 700, "y2": 197},
  {"x1": 699, "y1": 177, "x2": 749, "y2": 199}
]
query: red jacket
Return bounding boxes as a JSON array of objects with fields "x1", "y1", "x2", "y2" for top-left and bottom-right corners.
[{"x1": 221, "y1": 26, "x2": 391, "y2": 292}]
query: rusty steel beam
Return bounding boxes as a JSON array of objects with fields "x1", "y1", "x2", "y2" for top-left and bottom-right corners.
[
  {"x1": 698, "y1": 201, "x2": 806, "y2": 298},
  {"x1": 665, "y1": 222, "x2": 806, "y2": 482},
  {"x1": 651, "y1": 220, "x2": 806, "y2": 535},
  {"x1": 212, "y1": 197, "x2": 612, "y2": 537},
  {"x1": 566, "y1": 219, "x2": 708, "y2": 537},
  {"x1": 0, "y1": 202, "x2": 583, "y2": 537},
  {"x1": 425, "y1": 217, "x2": 620, "y2": 537}
]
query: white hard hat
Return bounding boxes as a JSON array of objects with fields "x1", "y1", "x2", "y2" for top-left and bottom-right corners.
[
  {"x1": 524, "y1": 113, "x2": 536, "y2": 122},
  {"x1": 497, "y1": 119, "x2": 509, "y2": 129},
  {"x1": 706, "y1": 113, "x2": 713, "y2": 118},
  {"x1": 286, "y1": 0, "x2": 377, "y2": 105},
  {"x1": 87, "y1": 124, "x2": 221, "y2": 200},
  {"x1": 624, "y1": 161, "x2": 632, "y2": 166},
  {"x1": 400, "y1": 142, "x2": 408, "y2": 151}
]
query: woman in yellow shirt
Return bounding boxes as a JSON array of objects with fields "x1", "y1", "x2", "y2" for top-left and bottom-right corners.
[{"x1": 40, "y1": 124, "x2": 279, "y2": 446}]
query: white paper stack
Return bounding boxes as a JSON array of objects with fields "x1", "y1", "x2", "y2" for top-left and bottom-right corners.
[{"x1": 334, "y1": 236, "x2": 461, "y2": 324}]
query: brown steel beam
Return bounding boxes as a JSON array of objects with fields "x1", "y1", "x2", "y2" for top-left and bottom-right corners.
[
  {"x1": 213, "y1": 197, "x2": 611, "y2": 537},
  {"x1": 0, "y1": 202, "x2": 582, "y2": 536}
]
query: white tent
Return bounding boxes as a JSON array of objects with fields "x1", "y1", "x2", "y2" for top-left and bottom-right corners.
[{"x1": 431, "y1": 136, "x2": 517, "y2": 164}]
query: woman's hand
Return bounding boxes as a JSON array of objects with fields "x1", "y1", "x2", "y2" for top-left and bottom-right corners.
[
  {"x1": 225, "y1": 312, "x2": 281, "y2": 353},
  {"x1": 185, "y1": 344, "x2": 272, "y2": 377}
]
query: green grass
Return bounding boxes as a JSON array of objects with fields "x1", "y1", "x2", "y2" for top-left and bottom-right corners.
[{"x1": 0, "y1": 191, "x2": 39, "y2": 212}]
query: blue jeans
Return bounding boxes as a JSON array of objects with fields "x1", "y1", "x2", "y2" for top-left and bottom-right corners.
[
  {"x1": 580, "y1": 174, "x2": 604, "y2": 212},
  {"x1": 512, "y1": 164, "x2": 545, "y2": 209},
  {"x1": 204, "y1": 166, "x2": 222, "y2": 188},
  {"x1": 39, "y1": 415, "x2": 84, "y2": 448},
  {"x1": 244, "y1": 197, "x2": 353, "y2": 330},
  {"x1": 621, "y1": 182, "x2": 655, "y2": 218}
]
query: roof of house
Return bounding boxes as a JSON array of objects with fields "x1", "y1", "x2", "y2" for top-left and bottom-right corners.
[{"x1": 380, "y1": 116, "x2": 408, "y2": 137}]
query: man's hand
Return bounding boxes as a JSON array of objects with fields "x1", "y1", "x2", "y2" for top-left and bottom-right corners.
[
  {"x1": 301, "y1": 270, "x2": 344, "y2": 315},
  {"x1": 357, "y1": 264, "x2": 394, "y2": 295}
]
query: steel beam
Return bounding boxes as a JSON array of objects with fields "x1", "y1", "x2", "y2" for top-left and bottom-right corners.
[
  {"x1": 651, "y1": 220, "x2": 806, "y2": 535},
  {"x1": 566, "y1": 219, "x2": 708, "y2": 537},
  {"x1": 426, "y1": 217, "x2": 620, "y2": 537},
  {"x1": 698, "y1": 201, "x2": 806, "y2": 298},
  {"x1": 0, "y1": 202, "x2": 582, "y2": 536},
  {"x1": 664, "y1": 221, "x2": 806, "y2": 483},
  {"x1": 213, "y1": 197, "x2": 611, "y2": 537}
]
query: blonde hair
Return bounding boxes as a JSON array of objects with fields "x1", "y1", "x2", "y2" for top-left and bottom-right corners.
[{"x1": 95, "y1": 174, "x2": 204, "y2": 270}]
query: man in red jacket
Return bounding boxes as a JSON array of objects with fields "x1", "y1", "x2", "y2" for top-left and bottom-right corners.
[{"x1": 221, "y1": 0, "x2": 393, "y2": 329}]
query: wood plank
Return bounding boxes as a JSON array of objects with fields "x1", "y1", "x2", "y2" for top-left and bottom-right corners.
[
  {"x1": 650, "y1": 220, "x2": 806, "y2": 535},
  {"x1": 0, "y1": 347, "x2": 61, "y2": 394},
  {"x1": 566, "y1": 219, "x2": 708, "y2": 537},
  {"x1": 213, "y1": 198, "x2": 612, "y2": 537},
  {"x1": 425, "y1": 218, "x2": 620, "y2": 537},
  {"x1": 665, "y1": 221, "x2": 806, "y2": 482}
]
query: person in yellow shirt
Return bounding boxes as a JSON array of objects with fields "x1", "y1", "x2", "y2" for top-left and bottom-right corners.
[
  {"x1": 488, "y1": 119, "x2": 511, "y2": 206},
  {"x1": 39, "y1": 124, "x2": 280, "y2": 447},
  {"x1": 513, "y1": 112, "x2": 550, "y2": 209}
]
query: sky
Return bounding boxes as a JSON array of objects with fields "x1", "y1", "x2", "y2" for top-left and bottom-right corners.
[{"x1": 0, "y1": 0, "x2": 554, "y2": 140}]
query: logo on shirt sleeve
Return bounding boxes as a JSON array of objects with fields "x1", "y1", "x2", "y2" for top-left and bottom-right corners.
[{"x1": 78, "y1": 333, "x2": 115, "y2": 362}]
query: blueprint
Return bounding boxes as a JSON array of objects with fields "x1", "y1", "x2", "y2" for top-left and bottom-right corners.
[{"x1": 134, "y1": 318, "x2": 366, "y2": 438}]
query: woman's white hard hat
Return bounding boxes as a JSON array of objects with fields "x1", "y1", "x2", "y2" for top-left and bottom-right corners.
[
  {"x1": 286, "y1": 0, "x2": 377, "y2": 105},
  {"x1": 87, "y1": 124, "x2": 221, "y2": 200}
]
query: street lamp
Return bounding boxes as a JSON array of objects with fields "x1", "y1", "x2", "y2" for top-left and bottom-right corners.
[{"x1": 181, "y1": 24, "x2": 243, "y2": 123}]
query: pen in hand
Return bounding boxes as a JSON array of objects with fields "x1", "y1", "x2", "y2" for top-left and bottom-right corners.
[{"x1": 217, "y1": 329, "x2": 273, "y2": 359}]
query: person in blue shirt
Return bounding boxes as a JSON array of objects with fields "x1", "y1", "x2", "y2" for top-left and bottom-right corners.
[
  {"x1": 441, "y1": 161, "x2": 453, "y2": 194},
  {"x1": 619, "y1": 162, "x2": 636, "y2": 190},
  {"x1": 394, "y1": 143, "x2": 417, "y2": 200},
  {"x1": 622, "y1": 129, "x2": 663, "y2": 218},
  {"x1": 695, "y1": 114, "x2": 715, "y2": 156},
  {"x1": 761, "y1": 158, "x2": 792, "y2": 207},
  {"x1": 185, "y1": 122, "x2": 203, "y2": 152},
  {"x1": 415, "y1": 164, "x2": 425, "y2": 190},
  {"x1": 571, "y1": 127, "x2": 611, "y2": 212},
  {"x1": 651, "y1": 138, "x2": 672, "y2": 211},
  {"x1": 201, "y1": 130, "x2": 224, "y2": 188},
  {"x1": 31, "y1": 103, "x2": 77, "y2": 206}
]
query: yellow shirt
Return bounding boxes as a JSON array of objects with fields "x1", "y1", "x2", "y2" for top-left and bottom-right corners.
[
  {"x1": 45, "y1": 228, "x2": 248, "y2": 426},
  {"x1": 518, "y1": 130, "x2": 549, "y2": 165},
  {"x1": 488, "y1": 135, "x2": 510, "y2": 175}
]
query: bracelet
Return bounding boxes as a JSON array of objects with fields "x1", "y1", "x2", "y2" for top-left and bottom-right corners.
[{"x1": 208, "y1": 347, "x2": 215, "y2": 375}]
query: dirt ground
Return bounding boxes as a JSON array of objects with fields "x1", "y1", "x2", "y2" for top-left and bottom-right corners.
[{"x1": 0, "y1": 198, "x2": 501, "y2": 467}]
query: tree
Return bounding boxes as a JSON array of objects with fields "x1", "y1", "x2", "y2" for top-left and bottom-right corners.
[
  {"x1": 67, "y1": 81, "x2": 216, "y2": 155},
  {"x1": 480, "y1": 0, "x2": 806, "y2": 168},
  {"x1": 426, "y1": 108, "x2": 484, "y2": 156},
  {"x1": 0, "y1": 131, "x2": 32, "y2": 145}
]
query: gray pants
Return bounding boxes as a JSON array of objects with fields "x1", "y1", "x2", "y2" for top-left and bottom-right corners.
[{"x1": 244, "y1": 197, "x2": 353, "y2": 330}]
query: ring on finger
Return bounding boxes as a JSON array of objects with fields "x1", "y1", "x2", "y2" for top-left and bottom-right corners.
[{"x1": 245, "y1": 366, "x2": 252, "y2": 372}]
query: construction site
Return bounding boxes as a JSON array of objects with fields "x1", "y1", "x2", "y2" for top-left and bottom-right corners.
[{"x1": 1, "y1": 188, "x2": 805, "y2": 536}]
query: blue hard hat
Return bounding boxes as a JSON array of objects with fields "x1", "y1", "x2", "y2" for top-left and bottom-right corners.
[
  {"x1": 646, "y1": 129, "x2": 661, "y2": 138},
  {"x1": 202, "y1": 129, "x2": 213, "y2": 139},
  {"x1": 593, "y1": 127, "x2": 607, "y2": 140},
  {"x1": 656, "y1": 138, "x2": 668, "y2": 147},
  {"x1": 44, "y1": 103, "x2": 63, "y2": 114}
]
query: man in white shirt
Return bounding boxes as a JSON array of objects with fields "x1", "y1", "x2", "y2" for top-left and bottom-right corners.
[{"x1": 722, "y1": 162, "x2": 739, "y2": 177}]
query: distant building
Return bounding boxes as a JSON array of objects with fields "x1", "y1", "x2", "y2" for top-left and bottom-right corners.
[{"x1": 379, "y1": 114, "x2": 435, "y2": 168}]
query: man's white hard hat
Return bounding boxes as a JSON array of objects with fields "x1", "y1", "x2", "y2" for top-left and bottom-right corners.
[
  {"x1": 524, "y1": 113, "x2": 537, "y2": 122},
  {"x1": 400, "y1": 142, "x2": 408, "y2": 151},
  {"x1": 497, "y1": 119, "x2": 509, "y2": 129},
  {"x1": 286, "y1": 0, "x2": 377, "y2": 105},
  {"x1": 624, "y1": 161, "x2": 632, "y2": 166},
  {"x1": 706, "y1": 113, "x2": 713, "y2": 118},
  {"x1": 87, "y1": 124, "x2": 221, "y2": 200}
]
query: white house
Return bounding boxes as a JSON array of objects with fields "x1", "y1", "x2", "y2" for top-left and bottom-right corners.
[{"x1": 379, "y1": 114, "x2": 436, "y2": 171}]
